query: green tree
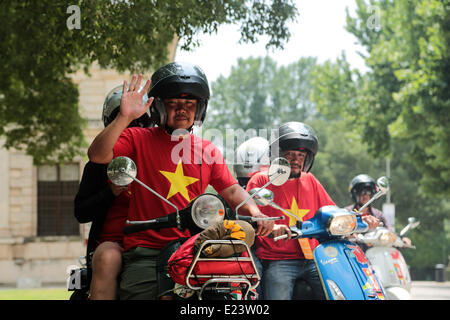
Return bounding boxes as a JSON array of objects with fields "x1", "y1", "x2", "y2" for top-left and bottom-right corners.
[
  {"x1": 211, "y1": 53, "x2": 449, "y2": 276},
  {"x1": 0, "y1": 0, "x2": 298, "y2": 164},
  {"x1": 343, "y1": 0, "x2": 450, "y2": 198},
  {"x1": 206, "y1": 55, "x2": 317, "y2": 132}
]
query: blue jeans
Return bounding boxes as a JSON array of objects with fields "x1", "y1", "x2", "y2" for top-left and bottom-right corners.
[{"x1": 260, "y1": 259, "x2": 326, "y2": 300}]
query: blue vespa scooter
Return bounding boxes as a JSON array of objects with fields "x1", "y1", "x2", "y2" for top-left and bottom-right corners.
[{"x1": 250, "y1": 176, "x2": 391, "y2": 300}]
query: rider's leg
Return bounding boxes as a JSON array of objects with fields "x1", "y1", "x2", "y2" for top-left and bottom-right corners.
[
  {"x1": 90, "y1": 241, "x2": 123, "y2": 300},
  {"x1": 251, "y1": 245, "x2": 264, "y2": 299},
  {"x1": 118, "y1": 246, "x2": 160, "y2": 300},
  {"x1": 262, "y1": 259, "x2": 301, "y2": 300},
  {"x1": 301, "y1": 260, "x2": 326, "y2": 300}
]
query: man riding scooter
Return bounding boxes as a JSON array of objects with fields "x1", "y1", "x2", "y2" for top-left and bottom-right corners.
[
  {"x1": 345, "y1": 174, "x2": 411, "y2": 249},
  {"x1": 87, "y1": 62, "x2": 276, "y2": 299},
  {"x1": 246, "y1": 122, "x2": 380, "y2": 300}
]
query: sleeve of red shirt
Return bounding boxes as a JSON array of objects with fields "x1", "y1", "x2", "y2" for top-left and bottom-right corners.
[
  {"x1": 246, "y1": 171, "x2": 268, "y2": 193},
  {"x1": 113, "y1": 127, "x2": 136, "y2": 158},
  {"x1": 206, "y1": 142, "x2": 238, "y2": 193},
  {"x1": 309, "y1": 173, "x2": 336, "y2": 207}
]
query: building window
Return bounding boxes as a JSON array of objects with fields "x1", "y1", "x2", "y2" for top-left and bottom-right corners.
[{"x1": 37, "y1": 163, "x2": 80, "y2": 236}]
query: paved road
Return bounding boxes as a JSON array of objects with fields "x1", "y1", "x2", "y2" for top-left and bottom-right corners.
[{"x1": 410, "y1": 281, "x2": 450, "y2": 300}]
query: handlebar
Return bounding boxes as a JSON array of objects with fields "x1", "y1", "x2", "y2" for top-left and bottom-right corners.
[{"x1": 122, "y1": 215, "x2": 177, "y2": 234}]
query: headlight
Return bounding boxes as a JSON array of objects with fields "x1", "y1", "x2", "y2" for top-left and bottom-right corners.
[
  {"x1": 379, "y1": 231, "x2": 397, "y2": 245},
  {"x1": 191, "y1": 194, "x2": 226, "y2": 229},
  {"x1": 328, "y1": 213, "x2": 357, "y2": 235}
]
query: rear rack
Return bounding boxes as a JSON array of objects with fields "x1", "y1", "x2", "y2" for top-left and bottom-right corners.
[{"x1": 185, "y1": 239, "x2": 260, "y2": 300}]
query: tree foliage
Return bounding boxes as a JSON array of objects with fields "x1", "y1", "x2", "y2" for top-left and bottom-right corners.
[
  {"x1": 206, "y1": 55, "x2": 317, "y2": 131},
  {"x1": 0, "y1": 0, "x2": 298, "y2": 164},
  {"x1": 343, "y1": 0, "x2": 450, "y2": 197},
  {"x1": 208, "y1": 54, "x2": 449, "y2": 273}
]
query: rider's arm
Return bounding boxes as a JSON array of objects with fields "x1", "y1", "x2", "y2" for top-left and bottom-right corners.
[
  {"x1": 88, "y1": 75, "x2": 152, "y2": 164},
  {"x1": 88, "y1": 114, "x2": 132, "y2": 164},
  {"x1": 74, "y1": 162, "x2": 116, "y2": 223}
]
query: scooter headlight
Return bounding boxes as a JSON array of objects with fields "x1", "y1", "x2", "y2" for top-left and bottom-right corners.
[
  {"x1": 328, "y1": 213, "x2": 357, "y2": 236},
  {"x1": 379, "y1": 231, "x2": 397, "y2": 245},
  {"x1": 191, "y1": 194, "x2": 226, "y2": 230}
]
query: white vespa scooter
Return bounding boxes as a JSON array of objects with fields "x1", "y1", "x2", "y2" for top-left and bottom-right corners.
[{"x1": 356, "y1": 217, "x2": 419, "y2": 299}]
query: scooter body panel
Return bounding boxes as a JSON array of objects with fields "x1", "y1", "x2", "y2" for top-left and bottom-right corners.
[
  {"x1": 365, "y1": 246, "x2": 412, "y2": 291},
  {"x1": 314, "y1": 240, "x2": 386, "y2": 300}
]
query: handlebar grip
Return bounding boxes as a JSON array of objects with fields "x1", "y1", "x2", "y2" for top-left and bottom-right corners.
[
  {"x1": 273, "y1": 234, "x2": 289, "y2": 241},
  {"x1": 123, "y1": 222, "x2": 156, "y2": 235}
]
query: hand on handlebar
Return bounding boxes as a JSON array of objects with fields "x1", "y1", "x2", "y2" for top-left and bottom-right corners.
[
  {"x1": 402, "y1": 237, "x2": 412, "y2": 247},
  {"x1": 361, "y1": 215, "x2": 380, "y2": 230},
  {"x1": 271, "y1": 224, "x2": 292, "y2": 240},
  {"x1": 253, "y1": 212, "x2": 275, "y2": 237}
]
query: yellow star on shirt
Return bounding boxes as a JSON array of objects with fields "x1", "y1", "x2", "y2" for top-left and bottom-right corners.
[
  {"x1": 285, "y1": 197, "x2": 310, "y2": 226},
  {"x1": 159, "y1": 160, "x2": 199, "y2": 202}
]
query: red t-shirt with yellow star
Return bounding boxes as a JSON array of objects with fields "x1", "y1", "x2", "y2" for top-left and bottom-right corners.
[
  {"x1": 113, "y1": 126, "x2": 237, "y2": 251},
  {"x1": 246, "y1": 171, "x2": 335, "y2": 260}
]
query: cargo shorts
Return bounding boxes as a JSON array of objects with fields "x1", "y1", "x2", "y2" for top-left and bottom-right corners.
[{"x1": 118, "y1": 246, "x2": 161, "y2": 300}]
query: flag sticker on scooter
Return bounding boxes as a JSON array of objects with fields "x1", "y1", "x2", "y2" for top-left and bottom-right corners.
[
  {"x1": 346, "y1": 244, "x2": 369, "y2": 264},
  {"x1": 362, "y1": 268, "x2": 386, "y2": 300}
]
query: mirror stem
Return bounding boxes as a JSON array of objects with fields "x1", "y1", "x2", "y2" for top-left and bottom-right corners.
[
  {"x1": 355, "y1": 190, "x2": 383, "y2": 214},
  {"x1": 235, "y1": 170, "x2": 284, "y2": 217},
  {"x1": 123, "y1": 172, "x2": 180, "y2": 225}
]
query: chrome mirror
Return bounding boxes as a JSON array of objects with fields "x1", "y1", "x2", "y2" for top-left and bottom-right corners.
[
  {"x1": 376, "y1": 176, "x2": 390, "y2": 195},
  {"x1": 107, "y1": 156, "x2": 137, "y2": 186},
  {"x1": 268, "y1": 157, "x2": 291, "y2": 186},
  {"x1": 400, "y1": 217, "x2": 420, "y2": 236}
]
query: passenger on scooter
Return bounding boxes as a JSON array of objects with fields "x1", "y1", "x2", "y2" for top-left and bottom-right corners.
[
  {"x1": 87, "y1": 62, "x2": 275, "y2": 300},
  {"x1": 246, "y1": 122, "x2": 380, "y2": 300},
  {"x1": 74, "y1": 85, "x2": 152, "y2": 299},
  {"x1": 345, "y1": 174, "x2": 411, "y2": 247},
  {"x1": 234, "y1": 137, "x2": 270, "y2": 189},
  {"x1": 346, "y1": 174, "x2": 393, "y2": 231}
]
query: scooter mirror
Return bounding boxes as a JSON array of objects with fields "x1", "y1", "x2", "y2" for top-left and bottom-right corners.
[
  {"x1": 107, "y1": 156, "x2": 137, "y2": 186},
  {"x1": 268, "y1": 157, "x2": 291, "y2": 186},
  {"x1": 248, "y1": 188, "x2": 274, "y2": 206},
  {"x1": 400, "y1": 217, "x2": 420, "y2": 236},
  {"x1": 376, "y1": 176, "x2": 390, "y2": 195}
]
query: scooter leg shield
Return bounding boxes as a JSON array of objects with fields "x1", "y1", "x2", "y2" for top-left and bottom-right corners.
[{"x1": 314, "y1": 240, "x2": 387, "y2": 300}]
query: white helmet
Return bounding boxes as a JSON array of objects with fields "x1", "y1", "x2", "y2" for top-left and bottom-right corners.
[{"x1": 234, "y1": 137, "x2": 270, "y2": 187}]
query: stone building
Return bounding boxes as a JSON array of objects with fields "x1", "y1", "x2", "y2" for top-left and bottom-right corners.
[{"x1": 0, "y1": 41, "x2": 178, "y2": 288}]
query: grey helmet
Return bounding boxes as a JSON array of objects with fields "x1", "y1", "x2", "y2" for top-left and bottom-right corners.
[
  {"x1": 234, "y1": 137, "x2": 270, "y2": 187},
  {"x1": 102, "y1": 85, "x2": 151, "y2": 128},
  {"x1": 270, "y1": 122, "x2": 318, "y2": 172},
  {"x1": 149, "y1": 62, "x2": 210, "y2": 127},
  {"x1": 349, "y1": 174, "x2": 377, "y2": 204}
]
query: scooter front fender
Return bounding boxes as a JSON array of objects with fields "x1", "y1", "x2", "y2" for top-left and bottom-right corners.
[
  {"x1": 314, "y1": 240, "x2": 387, "y2": 300},
  {"x1": 385, "y1": 286, "x2": 411, "y2": 300}
]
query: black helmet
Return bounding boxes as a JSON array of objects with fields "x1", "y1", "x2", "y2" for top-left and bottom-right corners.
[
  {"x1": 270, "y1": 122, "x2": 318, "y2": 172},
  {"x1": 349, "y1": 174, "x2": 377, "y2": 203},
  {"x1": 102, "y1": 85, "x2": 151, "y2": 128},
  {"x1": 149, "y1": 62, "x2": 210, "y2": 127}
]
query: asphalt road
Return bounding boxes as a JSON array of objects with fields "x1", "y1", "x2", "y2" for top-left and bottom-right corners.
[{"x1": 410, "y1": 281, "x2": 450, "y2": 300}]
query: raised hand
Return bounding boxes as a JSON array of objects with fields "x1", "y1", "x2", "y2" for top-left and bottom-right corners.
[{"x1": 120, "y1": 74, "x2": 153, "y2": 122}]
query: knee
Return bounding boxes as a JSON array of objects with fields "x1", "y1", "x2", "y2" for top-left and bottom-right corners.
[{"x1": 93, "y1": 243, "x2": 122, "y2": 272}]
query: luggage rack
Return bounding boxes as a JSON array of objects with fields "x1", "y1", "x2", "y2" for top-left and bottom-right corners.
[{"x1": 185, "y1": 239, "x2": 260, "y2": 300}]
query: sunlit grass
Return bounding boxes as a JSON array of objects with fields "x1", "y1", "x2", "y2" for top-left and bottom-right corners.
[{"x1": 0, "y1": 288, "x2": 72, "y2": 300}]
